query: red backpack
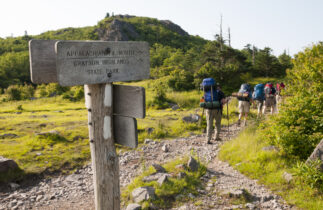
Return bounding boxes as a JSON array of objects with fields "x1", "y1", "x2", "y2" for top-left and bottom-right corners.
[{"x1": 265, "y1": 83, "x2": 276, "y2": 96}]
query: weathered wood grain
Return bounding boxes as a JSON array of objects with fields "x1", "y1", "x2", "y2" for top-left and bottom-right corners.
[
  {"x1": 29, "y1": 40, "x2": 58, "y2": 84},
  {"x1": 113, "y1": 84, "x2": 145, "y2": 118},
  {"x1": 84, "y1": 84, "x2": 120, "y2": 210},
  {"x1": 56, "y1": 41, "x2": 150, "y2": 86}
]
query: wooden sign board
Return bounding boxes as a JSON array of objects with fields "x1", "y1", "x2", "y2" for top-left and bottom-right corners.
[
  {"x1": 113, "y1": 84, "x2": 145, "y2": 119},
  {"x1": 29, "y1": 40, "x2": 58, "y2": 84},
  {"x1": 55, "y1": 41, "x2": 150, "y2": 86},
  {"x1": 113, "y1": 115, "x2": 138, "y2": 148}
]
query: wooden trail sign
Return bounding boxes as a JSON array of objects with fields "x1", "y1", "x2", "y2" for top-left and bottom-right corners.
[
  {"x1": 29, "y1": 39, "x2": 150, "y2": 210},
  {"x1": 29, "y1": 40, "x2": 58, "y2": 84},
  {"x1": 55, "y1": 41, "x2": 150, "y2": 86}
]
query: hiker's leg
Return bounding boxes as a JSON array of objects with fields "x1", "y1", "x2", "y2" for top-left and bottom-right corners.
[
  {"x1": 238, "y1": 101, "x2": 243, "y2": 125},
  {"x1": 214, "y1": 110, "x2": 222, "y2": 140},
  {"x1": 205, "y1": 109, "x2": 214, "y2": 142}
]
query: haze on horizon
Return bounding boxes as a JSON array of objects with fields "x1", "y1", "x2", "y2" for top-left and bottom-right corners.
[{"x1": 1, "y1": 0, "x2": 323, "y2": 56}]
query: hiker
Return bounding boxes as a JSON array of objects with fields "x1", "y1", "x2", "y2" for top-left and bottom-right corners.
[
  {"x1": 263, "y1": 82, "x2": 276, "y2": 115},
  {"x1": 252, "y1": 83, "x2": 265, "y2": 118},
  {"x1": 237, "y1": 83, "x2": 252, "y2": 126},
  {"x1": 275, "y1": 82, "x2": 285, "y2": 113},
  {"x1": 200, "y1": 79, "x2": 227, "y2": 144}
]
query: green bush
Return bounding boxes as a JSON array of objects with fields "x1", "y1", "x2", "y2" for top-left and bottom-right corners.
[
  {"x1": 5, "y1": 85, "x2": 21, "y2": 100},
  {"x1": 260, "y1": 43, "x2": 323, "y2": 160},
  {"x1": 148, "y1": 79, "x2": 170, "y2": 109},
  {"x1": 294, "y1": 160, "x2": 323, "y2": 191}
]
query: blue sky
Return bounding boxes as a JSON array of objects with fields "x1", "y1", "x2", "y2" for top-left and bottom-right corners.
[{"x1": 1, "y1": 0, "x2": 322, "y2": 56}]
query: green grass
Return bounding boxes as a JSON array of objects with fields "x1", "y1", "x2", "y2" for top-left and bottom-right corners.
[
  {"x1": 121, "y1": 156, "x2": 207, "y2": 209},
  {"x1": 0, "y1": 97, "x2": 90, "y2": 181},
  {"x1": 219, "y1": 124, "x2": 323, "y2": 210}
]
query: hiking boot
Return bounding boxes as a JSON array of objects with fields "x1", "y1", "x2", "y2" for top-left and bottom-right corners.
[
  {"x1": 243, "y1": 120, "x2": 247, "y2": 126},
  {"x1": 237, "y1": 119, "x2": 241, "y2": 126}
]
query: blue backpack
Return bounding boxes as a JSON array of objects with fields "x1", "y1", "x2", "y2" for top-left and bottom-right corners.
[
  {"x1": 200, "y1": 78, "x2": 220, "y2": 109},
  {"x1": 237, "y1": 83, "x2": 251, "y2": 101},
  {"x1": 253, "y1": 84, "x2": 265, "y2": 101}
]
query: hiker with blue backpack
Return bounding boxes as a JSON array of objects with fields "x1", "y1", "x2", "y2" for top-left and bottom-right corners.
[
  {"x1": 252, "y1": 84, "x2": 265, "y2": 118},
  {"x1": 237, "y1": 83, "x2": 252, "y2": 126},
  {"x1": 200, "y1": 78, "x2": 227, "y2": 144}
]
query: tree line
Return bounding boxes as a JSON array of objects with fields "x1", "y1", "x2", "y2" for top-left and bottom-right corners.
[{"x1": 0, "y1": 15, "x2": 292, "y2": 98}]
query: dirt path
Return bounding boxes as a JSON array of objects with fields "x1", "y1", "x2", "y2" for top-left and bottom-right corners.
[{"x1": 0, "y1": 122, "x2": 294, "y2": 210}]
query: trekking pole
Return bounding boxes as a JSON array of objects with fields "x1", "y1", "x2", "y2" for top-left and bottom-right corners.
[{"x1": 227, "y1": 98, "x2": 229, "y2": 137}]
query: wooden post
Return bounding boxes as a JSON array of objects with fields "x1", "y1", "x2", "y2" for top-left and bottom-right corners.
[{"x1": 85, "y1": 83, "x2": 120, "y2": 210}]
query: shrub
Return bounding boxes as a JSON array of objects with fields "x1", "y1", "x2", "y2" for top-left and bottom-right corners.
[
  {"x1": 294, "y1": 160, "x2": 323, "y2": 191},
  {"x1": 260, "y1": 43, "x2": 323, "y2": 160},
  {"x1": 5, "y1": 85, "x2": 21, "y2": 100},
  {"x1": 149, "y1": 79, "x2": 170, "y2": 109}
]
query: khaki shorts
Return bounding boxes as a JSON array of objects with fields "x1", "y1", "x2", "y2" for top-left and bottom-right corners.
[
  {"x1": 265, "y1": 97, "x2": 276, "y2": 107},
  {"x1": 255, "y1": 100, "x2": 264, "y2": 113},
  {"x1": 238, "y1": 100, "x2": 250, "y2": 113}
]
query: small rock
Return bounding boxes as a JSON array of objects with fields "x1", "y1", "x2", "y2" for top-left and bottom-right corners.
[
  {"x1": 142, "y1": 173, "x2": 169, "y2": 182},
  {"x1": 36, "y1": 152, "x2": 42, "y2": 156},
  {"x1": 126, "y1": 203, "x2": 141, "y2": 210},
  {"x1": 144, "y1": 139, "x2": 153, "y2": 144},
  {"x1": 36, "y1": 195, "x2": 44, "y2": 202},
  {"x1": 9, "y1": 182, "x2": 20, "y2": 190},
  {"x1": 36, "y1": 130, "x2": 60, "y2": 136},
  {"x1": 171, "y1": 104, "x2": 180, "y2": 110},
  {"x1": 0, "y1": 156, "x2": 19, "y2": 173},
  {"x1": 262, "y1": 146, "x2": 279, "y2": 151},
  {"x1": 283, "y1": 172, "x2": 293, "y2": 183},
  {"x1": 175, "y1": 164, "x2": 186, "y2": 170},
  {"x1": 157, "y1": 174, "x2": 168, "y2": 186},
  {"x1": 177, "y1": 172, "x2": 187, "y2": 179},
  {"x1": 187, "y1": 156, "x2": 199, "y2": 172},
  {"x1": 132, "y1": 187, "x2": 155, "y2": 203},
  {"x1": 152, "y1": 164, "x2": 166, "y2": 173},
  {"x1": 146, "y1": 128, "x2": 155, "y2": 135},
  {"x1": 39, "y1": 123, "x2": 47, "y2": 127},
  {"x1": 161, "y1": 144, "x2": 169, "y2": 152}
]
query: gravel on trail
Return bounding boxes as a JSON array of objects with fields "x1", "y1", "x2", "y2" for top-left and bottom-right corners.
[{"x1": 0, "y1": 123, "x2": 295, "y2": 210}]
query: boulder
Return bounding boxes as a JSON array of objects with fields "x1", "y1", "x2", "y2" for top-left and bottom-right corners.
[
  {"x1": 0, "y1": 156, "x2": 19, "y2": 173},
  {"x1": 187, "y1": 156, "x2": 199, "y2": 172},
  {"x1": 126, "y1": 203, "x2": 141, "y2": 210},
  {"x1": 306, "y1": 138, "x2": 323, "y2": 170},
  {"x1": 132, "y1": 187, "x2": 155, "y2": 203}
]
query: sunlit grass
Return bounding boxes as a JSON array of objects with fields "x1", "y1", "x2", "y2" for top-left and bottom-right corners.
[{"x1": 219, "y1": 124, "x2": 323, "y2": 210}]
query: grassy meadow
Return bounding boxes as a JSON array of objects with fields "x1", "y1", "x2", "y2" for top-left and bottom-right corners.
[{"x1": 0, "y1": 80, "x2": 243, "y2": 182}]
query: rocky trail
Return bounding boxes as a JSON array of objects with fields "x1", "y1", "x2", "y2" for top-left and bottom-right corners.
[{"x1": 0, "y1": 122, "x2": 295, "y2": 210}]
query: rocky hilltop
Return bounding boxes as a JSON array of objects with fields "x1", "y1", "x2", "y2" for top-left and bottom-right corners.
[{"x1": 96, "y1": 14, "x2": 189, "y2": 41}]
